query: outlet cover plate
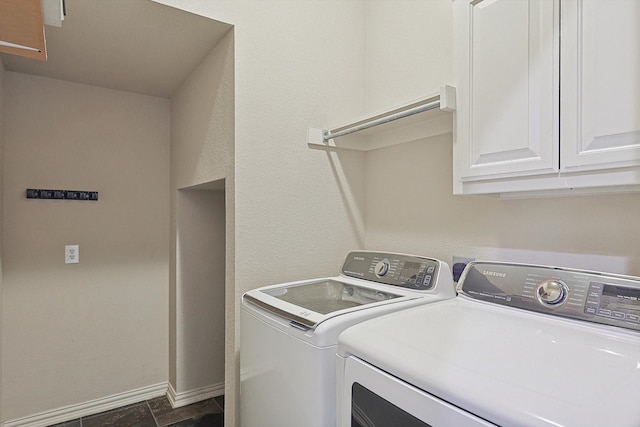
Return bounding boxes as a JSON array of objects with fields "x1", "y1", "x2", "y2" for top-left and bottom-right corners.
[{"x1": 65, "y1": 245, "x2": 79, "y2": 264}]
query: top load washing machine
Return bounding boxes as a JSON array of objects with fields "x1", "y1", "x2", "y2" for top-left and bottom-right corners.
[
  {"x1": 337, "y1": 261, "x2": 640, "y2": 427},
  {"x1": 240, "y1": 251, "x2": 456, "y2": 427}
]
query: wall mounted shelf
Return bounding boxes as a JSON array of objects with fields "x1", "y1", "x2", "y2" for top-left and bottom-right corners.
[{"x1": 308, "y1": 85, "x2": 456, "y2": 151}]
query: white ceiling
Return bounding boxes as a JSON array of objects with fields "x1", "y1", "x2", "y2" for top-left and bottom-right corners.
[{"x1": 0, "y1": 0, "x2": 232, "y2": 98}]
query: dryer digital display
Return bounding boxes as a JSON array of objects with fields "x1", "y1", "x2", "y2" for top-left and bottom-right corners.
[{"x1": 586, "y1": 283, "x2": 640, "y2": 324}]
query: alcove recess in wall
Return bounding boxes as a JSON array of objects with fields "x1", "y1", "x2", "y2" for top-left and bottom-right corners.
[{"x1": 308, "y1": 85, "x2": 456, "y2": 151}]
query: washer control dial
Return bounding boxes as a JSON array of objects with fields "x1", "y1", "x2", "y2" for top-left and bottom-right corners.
[
  {"x1": 374, "y1": 260, "x2": 390, "y2": 278},
  {"x1": 536, "y1": 279, "x2": 568, "y2": 307}
]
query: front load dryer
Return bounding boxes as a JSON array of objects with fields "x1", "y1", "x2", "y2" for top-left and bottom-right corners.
[{"x1": 337, "y1": 261, "x2": 640, "y2": 427}]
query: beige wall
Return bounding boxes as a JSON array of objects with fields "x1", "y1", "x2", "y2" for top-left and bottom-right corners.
[
  {"x1": 365, "y1": 0, "x2": 453, "y2": 111},
  {"x1": 169, "y1": 28, "x2": 234, "y2": 401},
  {"x1": 365, "y1": 134, "x2": 640, "y2": 274},
  {"x1": 226, "y1": 4, "x2": 368, "y2": 425},
  {"x1": 2, "y1": 73, "x2": 170, "y2": 419},
  {"x1": 0, "y1": 56, "x2": 4, "y2": 425},
  {"x1": 175, "y1": 188, "x2": 225, "y2": 394},
  {"x1": 157, "y1": 3, "x2": 369, "y2": 424}
]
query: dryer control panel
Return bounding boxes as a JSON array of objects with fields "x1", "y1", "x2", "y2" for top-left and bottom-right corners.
[
  {"x1": 341, "y1": 251, "x2": 442, "y2": 291},
  {"x1": 459, "y1": 262, "x2": 640, "y2": 332}
]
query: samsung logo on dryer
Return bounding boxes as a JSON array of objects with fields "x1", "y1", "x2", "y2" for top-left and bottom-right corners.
[{"x1": 482, "y1": 270, "x2": 506, "y2": 278}]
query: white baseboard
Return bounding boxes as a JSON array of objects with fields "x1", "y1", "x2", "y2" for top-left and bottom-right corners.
[
  {"x1": 167, "y1": 381, "x2": 224, "y2": 409},
  {"x1": 3, "y1": 382, "x2": 168, "y2": 427}
]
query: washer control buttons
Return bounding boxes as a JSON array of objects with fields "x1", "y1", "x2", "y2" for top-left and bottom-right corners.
[
  {"x1": 536, "y1": 279, "x2": 569, "y2": 307},
  {"x1": 374, "y1": 260, "x2": 390, "y2": 278}
]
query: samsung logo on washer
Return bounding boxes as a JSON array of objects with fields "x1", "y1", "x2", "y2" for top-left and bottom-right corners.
[{"x1": 483, "y1": 270, "x2": 507, "y2": 278}]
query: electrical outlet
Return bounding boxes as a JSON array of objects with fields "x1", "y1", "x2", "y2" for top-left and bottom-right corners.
[{"x1": 65, "y1": 245, "x2": 79, "y2": 264}]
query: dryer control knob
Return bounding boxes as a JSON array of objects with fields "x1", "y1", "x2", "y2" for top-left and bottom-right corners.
[
  {"x1": 374, "y1": 260, "x2": 390, "y2": 278},
  {"x1": 535, "y1": 279, "x2": 568, "y2": 307}
]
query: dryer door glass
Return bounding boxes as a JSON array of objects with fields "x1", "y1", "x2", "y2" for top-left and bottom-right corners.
[{"x1": 352, "y1": 382, "x2": 431, "y2": 427}]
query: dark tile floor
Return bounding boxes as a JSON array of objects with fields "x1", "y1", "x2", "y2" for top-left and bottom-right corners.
[{"x1": 49, "y1": 395, "x2": 224, "y2": 427}]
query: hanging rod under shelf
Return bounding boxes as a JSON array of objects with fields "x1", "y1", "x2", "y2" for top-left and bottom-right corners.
[
  {"x1": 308, "y1": 85, "x2": 456, "y2": 150},
  {"x1": 322, "y1": 99, "x2": 442, "y2": 142}
]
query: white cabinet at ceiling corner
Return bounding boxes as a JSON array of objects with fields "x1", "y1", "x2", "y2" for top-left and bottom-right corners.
[
  {"x1": 561, "y1": 0, "x2": 640, "y2": 171},
  {"x1": 453, "y1": 0, "x2": 640, "y2": 196},
  {"x1": 42, "y1": 0, "x2": 65, "y2": 27}
]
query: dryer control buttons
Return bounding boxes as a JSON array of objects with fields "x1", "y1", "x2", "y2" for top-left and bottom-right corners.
[
  {"x1": 536, "y1": 279, "x2": 568, "y2": 307},
  {"x1": 374, "y1": 260, "x2": 390, "y2": 278}
]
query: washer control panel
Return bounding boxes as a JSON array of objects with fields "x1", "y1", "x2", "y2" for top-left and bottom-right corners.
[
  {"x1": 459, "y1": 262, "x2": 640, "y2": 331},
  {"x1": 341, "y1": 251, "x2": 441, "y2": 290}
]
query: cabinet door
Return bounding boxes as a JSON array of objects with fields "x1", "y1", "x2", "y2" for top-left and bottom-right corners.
[
  {"x1": 454, "y1": 0, "x2": 559, "y2": 182},
  {"x1": 561, "y1": 0, "x2": 640, "y2": 171}
]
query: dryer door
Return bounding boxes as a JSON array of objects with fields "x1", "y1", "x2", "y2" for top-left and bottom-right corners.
[{"x1": 340, "y1": 356, "x2": 496, "y2": 427}]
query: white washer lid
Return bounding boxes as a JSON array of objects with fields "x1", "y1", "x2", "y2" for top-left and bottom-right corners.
[{"x1": 338, "y1": 297, "x2": 640, "y2": 427}]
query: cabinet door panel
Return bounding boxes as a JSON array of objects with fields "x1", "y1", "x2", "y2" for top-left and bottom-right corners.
[
  {"x1": 561, "y1": 0, "x2": 640, "y2": 170},
  {"x1": 456, "y1": 0, "x2": 559, "y2": 181}
]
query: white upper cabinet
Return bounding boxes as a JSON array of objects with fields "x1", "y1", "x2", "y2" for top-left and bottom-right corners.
[
  {"x1": 453, "y1": 0, "x2": 640, "y2": 196},
  {"x1": 454, "y1": 0, "x2": 559, "y2": 181},
  {"x1": 561, "y1": 0, "x2": 640, "y2": 171}
]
